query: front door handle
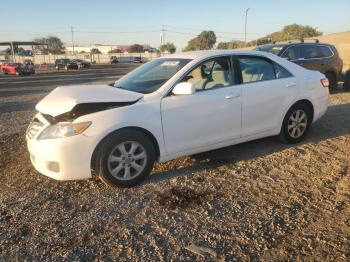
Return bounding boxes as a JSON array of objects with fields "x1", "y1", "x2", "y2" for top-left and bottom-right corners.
[
  {"x1": 285, "y1": 83, "x2": 297, "y2": 88},
  {"x1": 225, "y1": 93, "x2": 240, "y2": 99}
]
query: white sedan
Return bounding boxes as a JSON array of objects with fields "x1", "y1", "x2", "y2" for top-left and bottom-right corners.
[{"x1": 26, "y1": 50, "x2": 329, "y2": 187}]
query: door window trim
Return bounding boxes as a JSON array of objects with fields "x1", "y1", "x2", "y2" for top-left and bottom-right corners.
[{"x1": 165, "y1": 55, "x2": 238, "y2": 97}]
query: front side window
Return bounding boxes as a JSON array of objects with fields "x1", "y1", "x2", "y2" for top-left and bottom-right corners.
[
  {"x1": 114, "y1": 58, "x2": 191, "y2": 94},
  {"x1": 239, "y1": 57, "x2": 275, "y2": 83},
  {"x1": 181, "y1": 56, "x2": 234, "y2": 91},
  {"x1": 281, "y1": 46, "x2": 300, "y2": 60},
  {"x1": 256, "y1": 44, "x2": 285, "y2": 55}
]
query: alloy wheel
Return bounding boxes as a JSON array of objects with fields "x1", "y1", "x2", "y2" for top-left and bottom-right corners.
[
  {"x1": 287, "y1": 109, "x2": 308, "y2": 139},
  {"x1": 107, "y1": 141, "x2": 147, "y2": 180}
]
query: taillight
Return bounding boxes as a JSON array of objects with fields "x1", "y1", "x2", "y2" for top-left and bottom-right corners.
[{"x1": 320, "y1": 78, "x2": 329, "y2": 88}]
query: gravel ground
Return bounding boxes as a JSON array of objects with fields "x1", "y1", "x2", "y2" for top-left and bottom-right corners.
[{"x1": 0, "y1": 92, "x2": 350, "y2": 261}]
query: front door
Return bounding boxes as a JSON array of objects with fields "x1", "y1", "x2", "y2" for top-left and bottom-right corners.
[{"x1": 161, "y1": 56, "x2": 242, "y2": 155}]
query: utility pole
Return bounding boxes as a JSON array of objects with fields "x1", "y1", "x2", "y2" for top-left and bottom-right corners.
[
  {"x1": 244, "y1": 8, "x2": 250, "y2": 44},
  {"x1": 160, "y1": 25, "x2": 165, "y2": 46},
  {"x1": 71, "y1": 26, "x2": 75, "y2": 55}
]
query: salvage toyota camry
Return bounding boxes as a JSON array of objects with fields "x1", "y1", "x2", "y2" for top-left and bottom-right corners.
[{"x1": 26, "y1": 50, "x2": 329, "y2": 187}]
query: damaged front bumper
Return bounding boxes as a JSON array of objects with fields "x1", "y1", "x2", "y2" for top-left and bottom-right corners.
[{"x1": 26, "y1": 113, "x2": 95, "y2": 181}]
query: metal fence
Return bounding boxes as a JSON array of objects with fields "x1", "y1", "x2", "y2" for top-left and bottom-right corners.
[{"x1": 0, "y1": 52, "x2": 161, "y2": 65}]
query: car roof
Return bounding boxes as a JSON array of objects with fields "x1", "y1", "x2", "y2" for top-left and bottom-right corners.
[
  {"x1": 259, "y1": 42, "x2": 333, "y2": 48},
  {"x1": 162, "y1": 50, "x2": 276, "y2": 60}
]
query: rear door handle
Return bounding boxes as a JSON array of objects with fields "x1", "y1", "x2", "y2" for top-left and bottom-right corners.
[
  {"x1": 285, "y1": 83, "x2": 297, "y2": 88},
  {"x1": 225, "y1": 93, "x2": 240, "y2": 99}
]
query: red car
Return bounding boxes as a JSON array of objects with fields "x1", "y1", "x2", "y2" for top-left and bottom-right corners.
[{"x1": 2, "y1": 63, "x2": 35, "y2": 76}]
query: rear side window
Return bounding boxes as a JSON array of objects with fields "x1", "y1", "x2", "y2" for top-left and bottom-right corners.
[
  {"x1": 319, "y1": 46, "x2": 333, "y2": 57},
  {"x1": 274, "y1": 63, "x2": 293, "y2": 79},
  {"x1": 302, "y1": 45, "x2": 330, "y2": 59},
  {"x1": 238, "y1": 57, "x2": 275, "y2": 83}
]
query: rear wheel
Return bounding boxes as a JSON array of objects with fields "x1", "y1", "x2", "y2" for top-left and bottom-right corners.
[
  {"x1": 279, "y1": 103, "x2": 312, "y2": 143},
  {"x1": 65, "y1": 65, "x2": 68, "y2": 71},
  {"x1": 96, "y1": 130, "x2": 155, "y2": 187},
  {"x1": 55, "y1": 65, "x2": 59, "y2": 70},
  {"x1": 343, "y1": 71, "x2": 350, "y2": 91},
  {"x1": 325, "y1": 71, "x2": 337, "y2": 91}
]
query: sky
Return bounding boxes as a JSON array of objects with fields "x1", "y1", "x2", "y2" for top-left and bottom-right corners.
[{"x1": 1, "y1": 0, "x2": 349, "y2": 50}]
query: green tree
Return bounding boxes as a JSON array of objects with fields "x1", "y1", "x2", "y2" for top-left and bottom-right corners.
[
  {"x1": 217, "y1": 40, "x2": 246, "y2": 49},
  {"x1": 160, "y1": 42, "x2": 176, "y2": 54},
  {"x1": 90, "y1": 48, "x2": 102, "y2": 54},
  {"x1": 256, "y1": 24, "x2": 322, "y2": 44},
  {"x1": 184, "y1": 31, "x2": 216, "y2": 51},
  {"x1": 33, "y1": 36, "x2": 65, "y2": 54},
  {"x1": 128, "y1": 44, "x2": 144, "y2": 53}
]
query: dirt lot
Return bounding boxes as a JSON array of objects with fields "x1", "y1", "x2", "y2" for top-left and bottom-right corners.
[{"x1": 0, "y1": 92, "x2": 350, "y2": 261}]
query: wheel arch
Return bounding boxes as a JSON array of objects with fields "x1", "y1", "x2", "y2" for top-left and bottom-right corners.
[
  {"x1": 280, "y1": 99, "x2": 314, "y2": 132},
  {"x1": 90, "y1": 126, "x2": 160, "y2": 172}
]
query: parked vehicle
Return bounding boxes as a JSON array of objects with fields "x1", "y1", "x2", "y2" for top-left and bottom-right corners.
[
  {"x1": 110, "y1": 56, "x2": 119, "y2": 64},
  {"x1": 2, "y1": 62, "x2": 35, "y2": 75},
  {"x1": 133, "y1": 56, "x2": 143, "y2": 63},
  {"x1": 255, "y1": 39, "x2": 343, "y2": 90},
  {"x1": 72, "y1": 59, "x2": 91, "y2": 69},
  {"x1": 27, "y1": 50, "x2": 329, "y2": 187},
  {"x1": 54, "y1": 59, "x2": 78, "y2": 70},
  {"x1": 0, "y1": 60, "x2": 10, "y2": 71}
]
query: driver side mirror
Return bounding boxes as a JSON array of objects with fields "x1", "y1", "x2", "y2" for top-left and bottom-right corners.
[{"x1": 172, "y1": 82, "x2": 195, "y2": 95}]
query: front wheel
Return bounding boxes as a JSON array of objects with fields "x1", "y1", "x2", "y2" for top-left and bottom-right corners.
[
  {"x1": 279, "y1": 103, "x2": 312, "y2": 144},
  {"x1": 96, "y1": 130, "x2": 155, "y2": 187}
]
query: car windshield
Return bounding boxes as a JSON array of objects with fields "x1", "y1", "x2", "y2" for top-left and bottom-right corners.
[
  {"x1": 114, "y1": 58, "x2": 191, "y2": 94},
  {"x1": 255, "y1": 44, "x2": 285, "y2": 55}
]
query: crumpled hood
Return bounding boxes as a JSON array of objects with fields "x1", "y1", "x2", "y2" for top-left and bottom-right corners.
[{"x1": 36, "y1": 84, "x2": 143, "y2": 117}]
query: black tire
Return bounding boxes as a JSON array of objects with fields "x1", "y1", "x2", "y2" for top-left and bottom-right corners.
[
  {"x1": 96, "y1": 129, "x2": 155, "y2": 188},
  {"x1": 65, "y1": 65, "x2": 68, "y2": 71},
  {"x1": 55, "y1": 65, "x2": 59, "y2": 70},
  {"x1": 343, "y1": 71, "x2": 350, "y2": 91},
  {"x1": 279, "y1": 103, "x2": 312, "y2": 144},
  {"x1": 325, "y1": 71, "x2": 337, "y2": 91}
]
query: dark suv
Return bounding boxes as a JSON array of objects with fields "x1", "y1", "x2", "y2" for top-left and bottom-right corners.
[
  {"x1": 55, "y1": 59, "x2": 78, "y2": 70},
  {"x1": 255, "y1": 40, "x2": 343, "y2": 89}
]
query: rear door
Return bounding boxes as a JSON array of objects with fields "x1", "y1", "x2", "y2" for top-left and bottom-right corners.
[
  {"x1": 236, "y1": 55, "x2": 298, "y2": 136},
  {"x1": 299, "y1": 45, "x2": 331, "y2": 73}
]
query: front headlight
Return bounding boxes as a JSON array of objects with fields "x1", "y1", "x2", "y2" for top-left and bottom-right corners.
[{"x1": 38, "y1": 121, "x2": 91, "y2": 140}]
